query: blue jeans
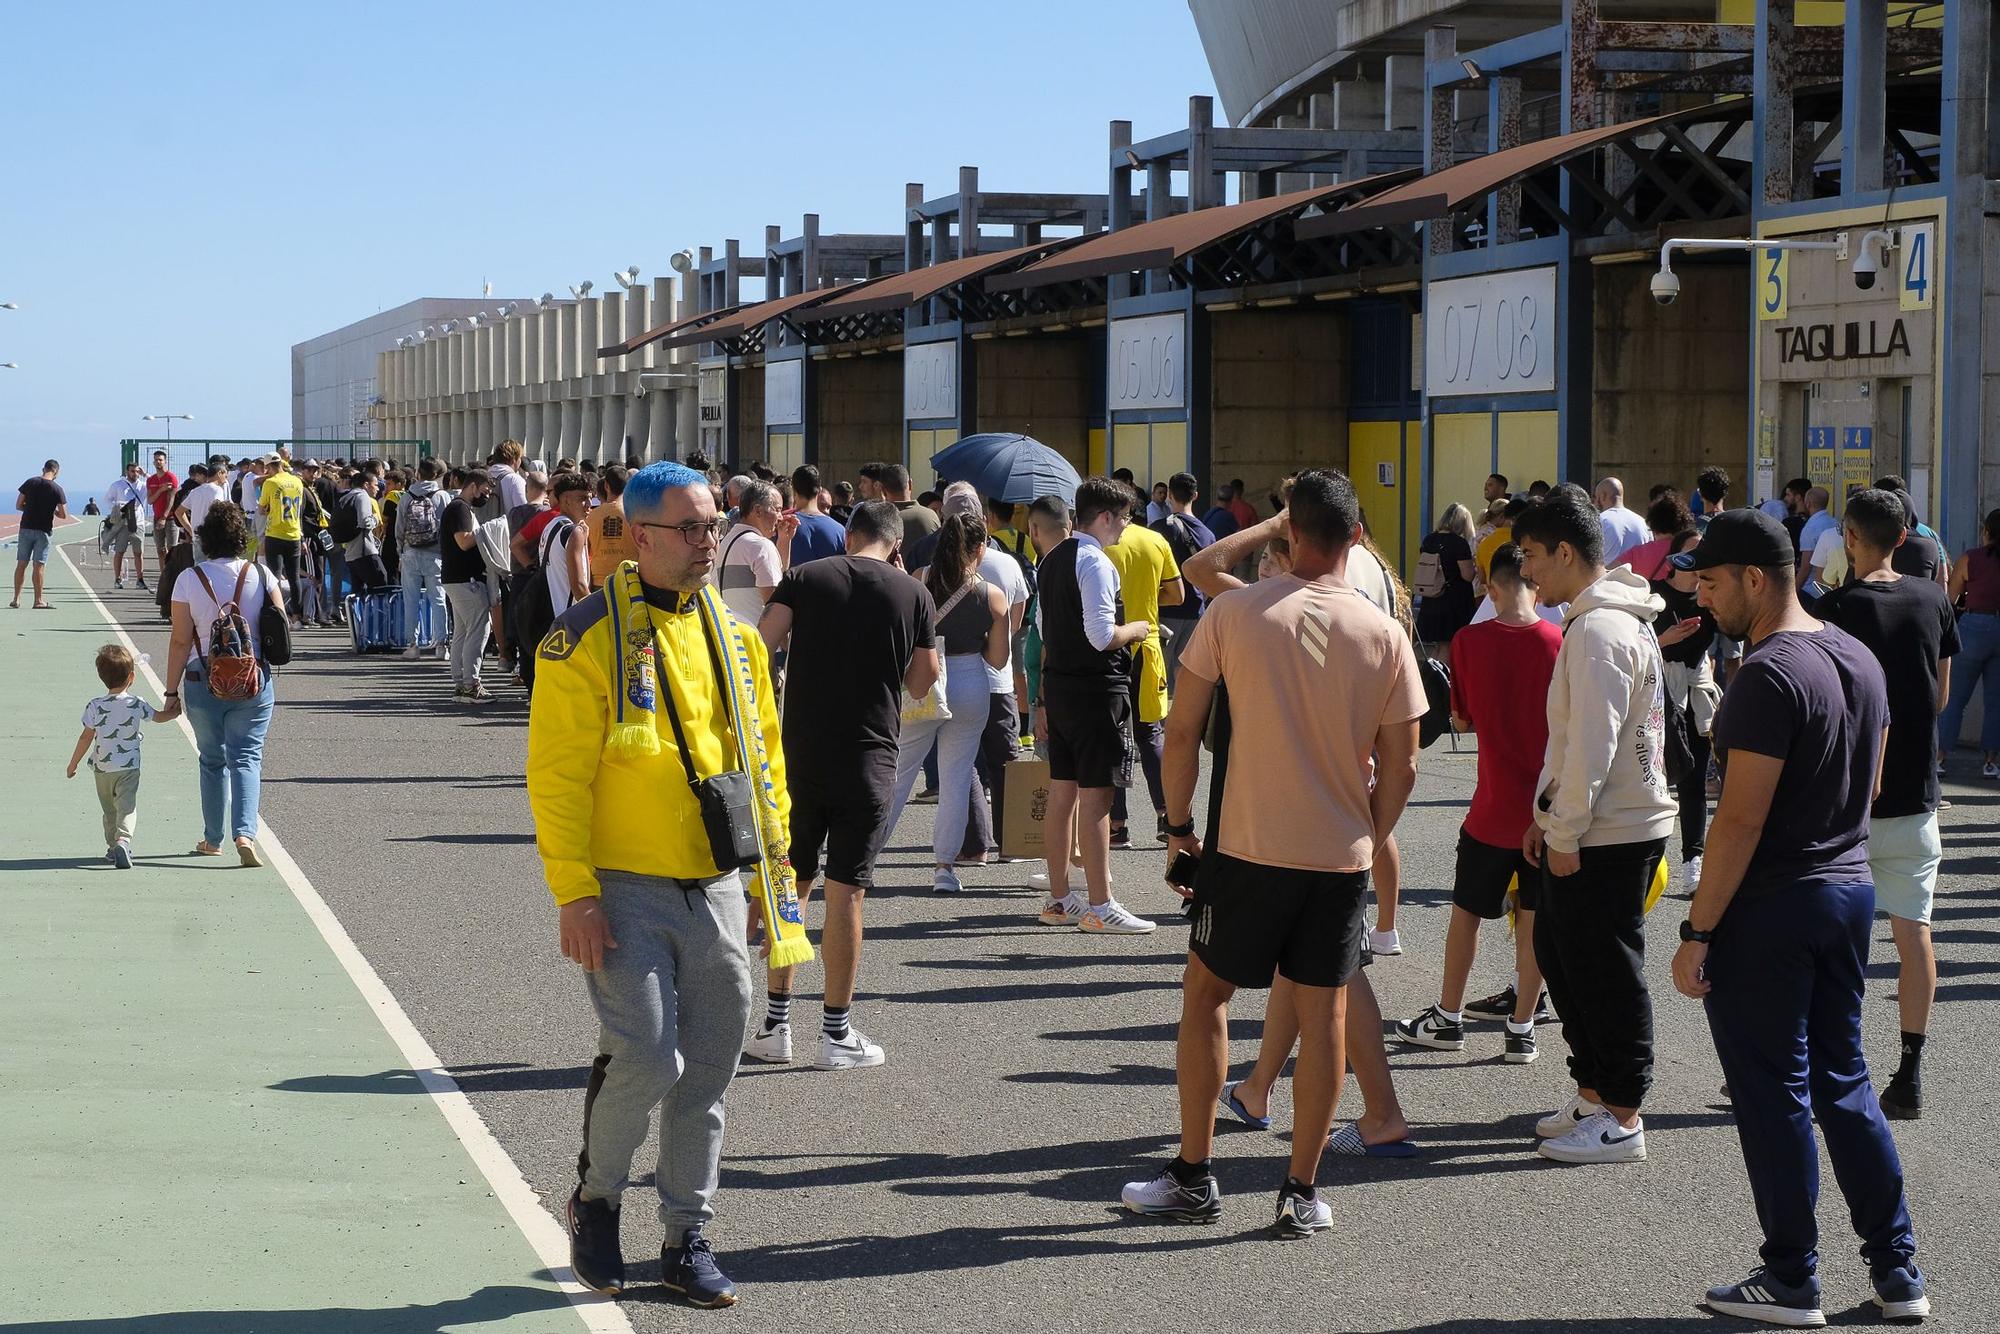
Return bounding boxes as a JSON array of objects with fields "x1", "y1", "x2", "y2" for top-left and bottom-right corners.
[
  {"x1": 1703, "y1": 880, "x2": 1917, "y2": 1286},
  {"x1": 888, "y1": 656, "x2": 991, "y2": 866},
  {"x1": 184, "y1": 671, "x2": 275, "y2": 845},
  {"x1": 1938, "y1": 610, "x2": 2000, "y2": 753},
  {"x1": 399, "y1": 546, "x2": 446, "y2": 643}
]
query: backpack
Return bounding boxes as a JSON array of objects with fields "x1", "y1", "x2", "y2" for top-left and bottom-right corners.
[
  {"x1": 1412, "y1": 547, "x2": 1447, "y2": 598},
  {"x1": 399, "y1": 488, "x2": 441, "y2": 548},
  {"x1": 516, "y1": 517, "x2": 574, "y2": 666},
  {"x1": 329, "y1": 492, "x2": 362, "y2": 545},
  {"x1": 1414, "y1": 644, "x2": 1454, "y2": 748},
  {"x1": 192, "y1": 563, "x2": 265, "y2": 701}
]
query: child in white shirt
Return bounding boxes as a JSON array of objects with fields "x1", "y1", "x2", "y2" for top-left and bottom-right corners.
[{"x1": 66, "y1": 644, "x2": 166, "y2": 869}]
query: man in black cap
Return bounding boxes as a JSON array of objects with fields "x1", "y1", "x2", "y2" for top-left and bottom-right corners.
[{"x1": 1669, "y1": 508, "x2": 1927, "y2": 1328}]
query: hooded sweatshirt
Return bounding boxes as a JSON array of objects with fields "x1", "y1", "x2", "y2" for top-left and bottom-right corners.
[
  {"x1": 397, "y1": 479, "x2": 444, "y2": 551},
  {"x1": 1533, "y1": 566, "x2": 1678, "y2": 854}
]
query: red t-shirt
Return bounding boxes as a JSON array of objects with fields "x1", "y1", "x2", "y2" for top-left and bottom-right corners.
[
  {"x1": 1449, "y1": 616, "x2": 1564, "y2": 848},
  {"x1": 519, "y1": 508, "x2": 560, "y2": 550},
  {"x1": 1227, "y1": 497, "x2": 1258, "y2": 532},
  {"x1": 147, "y1": 470, "x2": 179, "y2": 521}
]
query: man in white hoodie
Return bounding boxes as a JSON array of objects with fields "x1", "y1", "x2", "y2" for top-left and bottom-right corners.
[{"x1": 1515, "y1": 484, "x2": 1676, "y2": 1166}]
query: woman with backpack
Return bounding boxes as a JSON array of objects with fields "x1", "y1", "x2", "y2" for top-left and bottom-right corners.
[
  {"x1": 1413, "y1": 502, "x2": 1478, "y2": 664},
  {"x1": 156, "y1": 501, "x2": 282, "y2": 868}
]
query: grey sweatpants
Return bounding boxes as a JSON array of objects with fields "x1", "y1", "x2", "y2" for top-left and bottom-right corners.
[{"x1": 577, "y1": 869, "x2": 754, "y2": 1233}]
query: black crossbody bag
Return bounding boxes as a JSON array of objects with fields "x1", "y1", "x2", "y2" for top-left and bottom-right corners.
[{"x1": 653, "y1": 598, "x2": 761, "y2": 871}]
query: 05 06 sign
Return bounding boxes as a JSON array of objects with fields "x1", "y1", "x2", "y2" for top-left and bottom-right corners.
[
  {"x1": 1424, "y1": 267, "x2": 1557, "y2": 397},
  {"x1": 1108, "y1": 312, "x2": 1186, "y2": 411}
]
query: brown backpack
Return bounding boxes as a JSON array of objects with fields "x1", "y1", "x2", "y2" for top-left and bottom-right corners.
[{"x1": 192, "y1": 563, "x2": 265, "y2": 701}]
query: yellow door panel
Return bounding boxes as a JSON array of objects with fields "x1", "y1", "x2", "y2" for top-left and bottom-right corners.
[
  {"x1": 1431, "y1": 412, "x2": 1493, "y2": 530},
  {"x1": 1496, "y1": 411, "x2": 1558, "y2": 493}
]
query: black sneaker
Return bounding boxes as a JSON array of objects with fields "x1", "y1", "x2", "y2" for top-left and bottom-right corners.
[
  {"x1": 1394, "y1": 1004, "x2": 1466, "y2": 1051},
  {"x1": 1156, "y1": 812, "x2": 1171, "y2": 842},
  {"x1": 1273, "y1": 1179, "x2": 1332, "y2": 1240},
  {"x1": 1880, "y1": 1073, "x2": 1923, "y2": 1121},
  {"x1": 1462, "y1": 986, "x2": 1519, "y2": 1022},
  {"x1": 663, "y1": 1228, "x2": 737, "y2": 1308},
  {"x1": 1504, "y1": 1027, "x2": 1538, "y2": 1064},
  {"x1": 1109, "y1": 826, "x2": 1132, "y2": 850},
  {"x1": 565, "y1": 1187, "x2": 624, "y2": 1296}
]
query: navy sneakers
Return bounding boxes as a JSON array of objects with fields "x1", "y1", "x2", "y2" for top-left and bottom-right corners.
[
  {"x1": 664, "y1": 1228, "x2": 738, "y2": 1308},
  {"x1": 1703, "y1": 1269, "x2": 1825, "y2": 1328},
  {"x1": 565, "y1": 1187, "x2": 624, "y2": 1296},
  {"x1": 1873, "y1": 1265, "x2": 1930, "y2": 1322}
]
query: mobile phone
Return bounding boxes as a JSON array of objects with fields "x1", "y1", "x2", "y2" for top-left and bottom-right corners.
[{"x1": 1166, "y1": 850, "x2": 1200, "y2": 890}]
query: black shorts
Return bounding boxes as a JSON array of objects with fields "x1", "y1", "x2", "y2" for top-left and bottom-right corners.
[
  {"x1": 1044, "y1": 688, "x2": 1132, "y2": 789},
  {"x1": 1187, "y1": 850, "x2": 1368, "y2": 989},
  {"x1": 787, "y1": 766, "x2": 893, "y2": 889},
  {"x1": 1453, "y1": 829, "x2": 1539, "y2": 918}
]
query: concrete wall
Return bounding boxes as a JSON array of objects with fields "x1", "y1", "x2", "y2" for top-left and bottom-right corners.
[
  {"x1": 733, "y1": 368, "x2": 765, "y2": 469},
  {"x1": 976, "y1": 335, "x2": 1095, "y2": 468},
  {"x1": 815, "y1": 354, "x2": 902, "y2": 489},
  {"x1": 1593, "y1": 263, "x2": 1749, "y2": 495},
  {"x1": 1209, "y1": 308, "x2": 1348, "y2": 506},
  {"x1": 1982, "y1": 214, "x2": 2000, "y2": 510}
]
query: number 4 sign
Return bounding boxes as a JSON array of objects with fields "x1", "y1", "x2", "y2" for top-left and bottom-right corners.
[{"x1": 1900, "y1": 222, "x2": 1936, "y2": 311}]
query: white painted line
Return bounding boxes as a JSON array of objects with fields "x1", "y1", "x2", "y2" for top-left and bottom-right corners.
[{"x1": 57, "y1": 545, "x2": 633, "y2": 1334}]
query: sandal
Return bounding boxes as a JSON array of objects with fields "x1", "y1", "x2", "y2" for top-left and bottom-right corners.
[
  {"x1": 1217, "y1": 1080, "x2": 1272, "y2": 1131},
  {"x1": 190, "y1": 842, "x2": 223, "y2": 857},
  {"x1": 236, "y1": 841, "x2": 263, "y2": 868}
]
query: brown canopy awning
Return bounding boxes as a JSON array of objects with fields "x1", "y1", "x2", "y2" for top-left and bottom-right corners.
[
  {"x1": 597, "y1": 304, "x2": 742, "y2": 359},
  {"x1": 799, "y1": 235, "x2": 1092, "y2": 319},
  {"x1": 650, "y1": 285, "x2": 868, "y2": 353},
  {"x1": 990, "y1": 171, "x2": 1433, "y2": 291},
  {"x1": 1296, "y1": 107, "x2": 1705, "y2": 240}
]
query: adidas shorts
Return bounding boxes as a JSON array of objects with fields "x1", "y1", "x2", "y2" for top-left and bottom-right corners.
[{"x1": 1187, "y1": 851, "x2": 1367, "y2": 990}]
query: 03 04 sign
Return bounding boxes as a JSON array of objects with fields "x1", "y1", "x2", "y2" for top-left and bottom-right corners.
[{"x1": 1424, "y1": 267, "x2": 1557, "y2": 397}]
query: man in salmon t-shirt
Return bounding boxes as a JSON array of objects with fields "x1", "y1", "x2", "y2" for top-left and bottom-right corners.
[
  {"x1": 1395, "y1": 541, "x2": 1563, "y2": 1063},
  {"x1": 1121, "y1": 468, "x2": 1425, "y2": 1238}
]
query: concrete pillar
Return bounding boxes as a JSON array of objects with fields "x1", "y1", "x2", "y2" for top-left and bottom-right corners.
[
  {"x1": 1306, "y1": 92, "x2": 1334, "y2": 186},
  {"x1": 523, "y1": 403, "x2": 543, "y2": 458},
  {"x1": 602, "y1": 396, "x2": 627, "y2": 464},
  {"x1": 649, "y1": 392, "x2": 672, "y2": 462},
  {"x1": 1426, "y1": 27, "x2": 1459, "y2": 256},
  {"x1": 1754, "y1": 1, "x2": 1802, "y2": 203},
  {"x1": 508, "y1": 404, "x2": 526, "y2": 443},
  {"x1": 1109, "y1": 119, "x2": 1134, "y2": 299},
  {"x1": 560, "y1": 399, "x2": 582, "y2": 457},
  {"x1": 1190, "y1": 95, "x2": 1221, "y2": 205},
  {"x1": 1490, "y1": 75, "x2": 1523, "y2": 244},
  {"x1": 1385, "y1": 52, "x2": 1424, "y2": 131}
]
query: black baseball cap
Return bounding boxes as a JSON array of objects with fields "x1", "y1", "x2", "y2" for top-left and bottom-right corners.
[{"x1": 1670, "y1": 508, "x2": 1796, "y2": 572}]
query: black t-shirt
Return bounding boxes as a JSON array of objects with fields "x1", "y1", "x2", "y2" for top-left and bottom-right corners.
[
  {"x1": 17, "y1": 476, "x2": 65, "y2": 532},
  {"x1": 1890, "y1": 531, "x2": 1944, "y2": 583},
  {"x1": 439, "y1": 498, "x2": 484, "y2": 584},
  {"x1": 768, "y1": 556, "x2": 936, "y2": 784},
  {"x1": 1711, "y1": 625, "x2": 1888, "y2": 895},
  {"x1": 1812, "y1": 575, "x2": 1959, "y2": 817}
]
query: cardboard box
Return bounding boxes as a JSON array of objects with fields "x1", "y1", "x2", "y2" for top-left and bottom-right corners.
[{"x1": 1000, "y1": 758, "x2": 1054, "y2": 860}]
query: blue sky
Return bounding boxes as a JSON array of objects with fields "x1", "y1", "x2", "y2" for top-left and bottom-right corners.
[{"x1": 2, "y1": 1, "x2": 1216, "y2": 508}]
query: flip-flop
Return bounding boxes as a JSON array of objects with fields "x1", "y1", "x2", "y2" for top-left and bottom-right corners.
[
  {"x1": 1216, "y1": 1080, "x2": 1271, "y2": 1131},
  {"x1": 190, "y1": 843, "x2": 223, "y2": 857},
  {"x1": 1326, "y1": 1124, "x2": 1419, "y2": 1158},
  {"x1": 33, "y1": 603, "x2": 54, "y2": 610}
]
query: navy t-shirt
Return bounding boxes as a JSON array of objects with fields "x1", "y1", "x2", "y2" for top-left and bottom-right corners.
[
  {"x1": 788, "y1": 510, "x2": 846, "y2": 566},
  {"x1": 1711, "y1": 624, "x2": 1888, "y2": 894}
]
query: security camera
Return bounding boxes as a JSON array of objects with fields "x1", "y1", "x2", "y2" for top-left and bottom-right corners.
[
  {"x1": 1853, "y1": 229, "x2": 1895, "y2": 291},
  {"x1": 1650, "y1": 267, "x2": 1681, "y2": 306}
]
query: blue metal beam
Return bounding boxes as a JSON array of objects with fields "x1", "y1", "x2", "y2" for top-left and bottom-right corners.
[{"x1": 1426, "y1": 24, "x2": 1564, "y2": 88}]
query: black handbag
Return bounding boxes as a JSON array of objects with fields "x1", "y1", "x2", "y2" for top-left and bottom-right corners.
[
  {"x1": 654, "y1": 600, "x2": 761, "y2": 871},
  {"x1": 258, "y1": 563, "x2": 293, "y2": 666}
]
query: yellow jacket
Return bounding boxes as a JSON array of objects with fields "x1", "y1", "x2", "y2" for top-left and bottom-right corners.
[{"x1": 526, "y1": 584, "x2": 789, "y2": 904}]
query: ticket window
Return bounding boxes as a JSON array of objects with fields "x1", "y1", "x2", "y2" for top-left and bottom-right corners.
[
  {"x1": 907, "y1": 427, "x2": 947, "y2": 475},
  {"x1": 1108, "y1": 420, "x2": 1189, "y2": 492},
  {"x1": 765, "y1": 432, "x2": 804, "y2": 477}
]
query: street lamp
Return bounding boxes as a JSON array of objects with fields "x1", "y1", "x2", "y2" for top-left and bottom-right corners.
[{"x1": 142, "y1": 412, "x2": 194, "y2": 441}]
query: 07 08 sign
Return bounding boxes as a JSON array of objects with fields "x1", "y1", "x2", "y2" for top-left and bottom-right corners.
[{"x1": 1424, "y1": 267, "x2": 1558, "y2": 397}]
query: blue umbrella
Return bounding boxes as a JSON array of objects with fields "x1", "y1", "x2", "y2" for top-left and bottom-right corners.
[{"x1": 929, "y1": 432, "x2": 1081, "y2": 505}]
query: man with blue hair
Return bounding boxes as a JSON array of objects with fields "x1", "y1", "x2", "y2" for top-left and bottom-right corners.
[{"x1": 529, "y1": 459, "x2": 805, "y2": 1309}]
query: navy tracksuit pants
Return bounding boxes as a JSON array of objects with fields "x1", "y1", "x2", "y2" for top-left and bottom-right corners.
[{"x1": 1703, "y1": 878, "x2": 1918, "y2": 1285}]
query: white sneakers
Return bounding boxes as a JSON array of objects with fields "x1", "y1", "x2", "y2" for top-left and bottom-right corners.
[
  {"x1": 1029, "y1": 865, "x2": 1105, "y2": 894},
  {"x1": 401, "y1": 646, "x2": 421, "y2": 661},
  {"x1": 816, "y1": 1030, "x2": 885, "y2": 1071},
  {"x1": 1079, "y1": 900, "x2": 1156, "y2": 934},
  {"x1": 1681, "y1": 854, "x2": 1704, "y2": 893},
  {"x1": 743, "y1": 1022, "x2": 791, "y2": 1064},
  {"x1": 1538, "y1": 1108, "x2": 1647, "y2": 1164},
  {"x1": 1535, "y1": 1092, "x2": 1604, "y2": 1139},
  {"x1": 1367, "y1": 928, "x2": 1403, "y2": 957}
]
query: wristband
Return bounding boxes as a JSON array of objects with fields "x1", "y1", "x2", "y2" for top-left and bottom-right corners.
[{"x1": 1163, "y1": 816, "x2": 1197, "y2": 839}]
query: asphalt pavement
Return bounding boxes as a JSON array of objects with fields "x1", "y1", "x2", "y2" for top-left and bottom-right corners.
[{"x1": 72, "y1": 546, "x2": 2000, "y2": 1334}]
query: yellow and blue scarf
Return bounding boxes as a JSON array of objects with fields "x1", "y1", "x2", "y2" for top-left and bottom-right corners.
[{"x1": 603, "y1": 563, "x2": 812, "y2": 969}]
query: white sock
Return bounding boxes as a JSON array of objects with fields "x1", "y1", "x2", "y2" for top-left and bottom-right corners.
[
  {"x1": 1506, "y1": 1017, "x2": 1533, "y2": 1035},
  {"x1": 1437, "y1": 1006, "x2": 1463, "y2": 1025}
]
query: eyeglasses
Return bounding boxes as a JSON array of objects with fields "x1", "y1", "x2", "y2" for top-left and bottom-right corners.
[{"x1": 635, "y1": 517, "x2": 728, "y2": 545}]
